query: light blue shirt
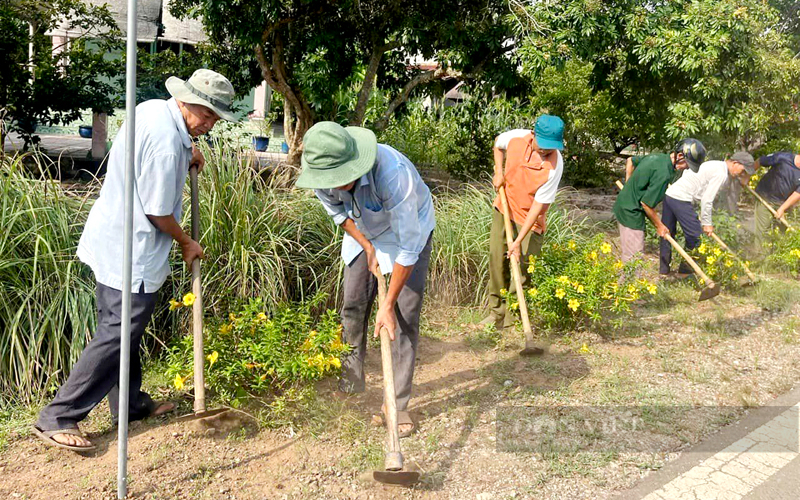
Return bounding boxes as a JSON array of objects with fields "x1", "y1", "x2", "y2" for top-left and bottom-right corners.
[
  {"x1": 77, "y1": 98, "x2": 192, "y2": 292},
  {"x1": 314, "y1": 144, "x2": 435, "y2": 274}
]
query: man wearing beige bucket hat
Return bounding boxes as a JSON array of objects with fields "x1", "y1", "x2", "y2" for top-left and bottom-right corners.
[
  {"x1": 297, "y1": 121, "x2": 435, "y2": 438},
  {"x1": 32, "y1": 69, "x2": 236, "y2": 452}
]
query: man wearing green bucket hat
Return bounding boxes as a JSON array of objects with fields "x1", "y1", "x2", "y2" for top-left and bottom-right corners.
[
  {"x1": 482, "y1": 114, "x2": 565, "y2": 330},
  {"x1": 296, "y1": 121, "x2": 435, "y2": 438}
]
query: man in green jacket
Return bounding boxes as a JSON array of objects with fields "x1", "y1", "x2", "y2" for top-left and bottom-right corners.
[{"x1": 614, "y1": 139, "x2": 706, "y2": 263}]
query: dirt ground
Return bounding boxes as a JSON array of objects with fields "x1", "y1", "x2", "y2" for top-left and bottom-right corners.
[{"x1": 2, "y1": 190, "x2": 799, "y2": 500}]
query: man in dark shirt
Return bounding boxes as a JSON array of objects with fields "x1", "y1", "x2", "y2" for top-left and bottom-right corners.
[{"x1": 753, "y1": 152, "x2": 800, "y2": 247}]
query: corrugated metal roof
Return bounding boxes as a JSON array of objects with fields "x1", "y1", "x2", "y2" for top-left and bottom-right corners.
[{"x1": 47, "y1": 0, "x2": 205, "y2": 44}]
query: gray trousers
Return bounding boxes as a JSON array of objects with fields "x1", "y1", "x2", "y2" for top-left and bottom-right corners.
[
  {"x1": 36, "y1": 282, "x2": 158, "y2": 431},
  {"x1": 338, "y1": 233, "x2": 432, "y2": 411}
]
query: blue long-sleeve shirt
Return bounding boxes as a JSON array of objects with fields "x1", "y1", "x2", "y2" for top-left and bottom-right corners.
[{"x1": 314, "y1": 144, "x2": 435, "y2": 274}]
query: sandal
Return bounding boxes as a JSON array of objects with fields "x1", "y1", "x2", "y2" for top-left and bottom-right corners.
[
  {"x1": 380, "y1": 409, "x2": 416, "y2": 439},
  {"x1": 31, "y1": 426, "x2": 96, "y2": 452},
  {"x1": 151, "y1": 400, "x2": 175, "y2": 417}
]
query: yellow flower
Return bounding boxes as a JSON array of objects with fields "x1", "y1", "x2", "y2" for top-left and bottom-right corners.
[
  {"x1": 182, "y1": 293, "x2": 196, "y2": 307},
  {"x1": 500, "y1": 288, "x2": 508, "y2": 296},
  {"x1": 173, "y1": 374, "x2": 187, "y2": 390},
  {"x1": 220, "y1": 323, "x2": 232, "y2": 335},
  {"x1": 527, "y1": 287, "x2": 538, "y2": 298},
  {"x1": 614, "y1": 260, "x2": 623, "y2": 270},
  {"x1": 257, "y1": 312, "x2": 267, "y2": 321},
  {"x1": 169, "y1": 299, "x2": 182, "y2": 311},
  {"x1": 229, "y1": 313, "x2": 237, "y2": 322},
  {"x1": 331, "y1": 357, "x2": 342, "y2": 369},
  {"x1": 568, "y1": 240, "x2": 577, "y2": 250},
  {"x1": 588, "y1": 251, "x2": 598, "y2": 261},
  {"x1": 527, "y1": 264, "x2": 535, "y2": 274},
  {"x1": 713, "y1": 247, "x2": 722, "y2": 257},
  {"x1": 627, "y1": 284, "x2": 636, "y2": 294},
  {"x1": 555, "y1": 288, "x2": 566, "y2": 299},
  {"x1": 568, "y1": 298, "x2": 580, "y2": 311},
  {"x1": 647, "y1": 284, "x2": 657, "y2": 295},
  {"x1": 732, "y1": 274, "x2": 738, "y2": 280},
  {"x1": 259, "y1": 373, "x2": 267, "y2": 381},
  {"x1": 600, "y1": 242, "x2": 612, "y2": 254},
  {"x1": 579, "y1": 343, "x2": 590, "y2": 354},
  {"x1": 207, "y1": 351, "x2": 219, "y2": 366},
  {"x1": 557, "y1": 275, "x2": 570, "y2": 284},
  {"x1": 724, "y1": 259, "x2": 733, "y2": 268},
  {"x1": 707, "y1": 256, "x2": 716, "y2": 265},
  {"x1": 575, "y1": 284, "x2": 585, "y2": 294},
  {"x1": 698, "y1": 243, "x2": 707, "y2": 254}
]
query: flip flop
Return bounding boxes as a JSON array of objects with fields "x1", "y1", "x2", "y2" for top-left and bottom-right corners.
[
  {"x1": 31, "y1": 426, "x2": 96, "y2": 452},
  {"x1": 151, "y1": 400, "x2": 176, "y2": 417},
  {"x1": 380, "y1": 409, "x2": 416, "y2": 439}
]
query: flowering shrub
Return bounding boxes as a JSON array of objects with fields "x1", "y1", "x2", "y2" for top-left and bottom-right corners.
[
  {"x1": 166, "y1": 294, "x2": 349, "y2": 405},
  {"x1": 515, "y1": 234, "x2": 656, "y2": 330},
  {"x1": 689, "y1": 238, "x2": 748, "y2": 287},
  {"x1": 764, "y1": 228, "x2": 800, "y2": 275}
]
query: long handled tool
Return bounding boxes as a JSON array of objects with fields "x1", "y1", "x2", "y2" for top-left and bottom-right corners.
[
  {"x1": 745, "y1": 185, "x2": 794, "y2": 230},
  {"x1": 498, "y1": 185, "x2": 544, "y2": 356},
  {"x1": 175, "y1": 165, "x2": 229, "y2": 423},
  {"x1": 615, "y1": 180, "x2": 719, "y2": 301},
  {"x1": 709, "y1": 232, "x2": 758, "y2": 284},
  {"x1": 372, "y1": 274, "x2": 420, "y2": 486}
]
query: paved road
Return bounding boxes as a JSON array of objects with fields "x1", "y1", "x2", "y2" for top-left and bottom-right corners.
[{"x1": 617, "y1": 385, "x2": 800, "y2": 500}]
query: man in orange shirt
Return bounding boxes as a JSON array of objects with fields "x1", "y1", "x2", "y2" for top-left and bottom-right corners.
[{"x1": 482, "y1": 115, "x2": 565, "y2": 329}]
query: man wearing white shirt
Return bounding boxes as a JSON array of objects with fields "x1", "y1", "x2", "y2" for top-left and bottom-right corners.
[
  {"x1": 659, "y1": 151, "x2": 754, "y2": 275},
  {"x1": 33, "y1": 69, "x2": 237, "y2": 452},
  {"x1": 484, "y1": 115, "x2": 565, "y2": 329}
]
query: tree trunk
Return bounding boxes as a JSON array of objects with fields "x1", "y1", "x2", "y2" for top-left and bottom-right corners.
[{"x1": 350, "y1": 40, "x2": 401, "y2": 126}]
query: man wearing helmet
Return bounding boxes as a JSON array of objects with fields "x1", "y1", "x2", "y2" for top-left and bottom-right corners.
[{"x1": 613, "y1": 139, "x2": 707, "y2": 263}]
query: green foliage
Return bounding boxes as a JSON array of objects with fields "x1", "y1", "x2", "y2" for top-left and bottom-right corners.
[
  {"x1": 134, "y1": 48, "x2": 203, "y2": 103},
  {"x1": 0, "y1": 155, "x2": 96, "y2": 402},
  {"x1": 515, "y1": 0, "x2": 800, "y2": 151},
  {"x1": 0, "y1": 0, "x2": 122, "y2": 148},
  {"x1": 519, "y1": 234, "x2": 655, "y2": 330},
  {"x1": 690, "y1": 238, "x2": 748, "y2": 288},
  {"x1": 380, "y1": 93, "x2": 614, "y2": 187},
  {"x1": 166, "y1": 295, "x2": 348, "y2": 406},
  {"x1": 763, "y1": 228, "x2": 800, "y2": 276}
]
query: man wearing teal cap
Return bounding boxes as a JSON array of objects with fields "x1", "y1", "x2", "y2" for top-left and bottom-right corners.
[
  {"x1": 482, "y1": 115, "x2": 565, "y2": 330},
  {"x1": 296, "y1": 121, "x2": 435, "y2": 438}
]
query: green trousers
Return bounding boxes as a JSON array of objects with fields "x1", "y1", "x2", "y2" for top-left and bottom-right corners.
[
  {"x1": 487, "y1": 208, "x2": 543, "y2": 327},
  {"x1": 754, "y1": 202, "x2": 784, "y2": 252}
]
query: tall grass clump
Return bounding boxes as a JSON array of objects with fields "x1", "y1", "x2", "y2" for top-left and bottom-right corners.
[
  {"x1": 0, "y1": 155, "x2": 97, "y2": 403},
  {"x1": 158, "y1": 142, "x2": 345, "y2": 335},
  {"x1": 428, "y1": 186, "x2": 597, "y2": 306}
]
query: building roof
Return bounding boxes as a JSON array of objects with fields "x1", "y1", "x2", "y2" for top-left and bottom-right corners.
[{"x1": 48, "y1": 0, "x2": 206, "y2": 44}]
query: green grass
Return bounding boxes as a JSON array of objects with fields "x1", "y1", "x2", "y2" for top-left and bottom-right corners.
[{"x1": 748, "y1": 278, "x2": 800, "y2": 312}]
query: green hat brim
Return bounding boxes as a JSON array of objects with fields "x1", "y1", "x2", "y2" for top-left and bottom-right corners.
[{"x1": 295, "y1": 126, "x2": 377, "y2": 189}]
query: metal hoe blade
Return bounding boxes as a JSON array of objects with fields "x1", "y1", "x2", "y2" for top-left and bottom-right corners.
[
  {"x1": 372, "y1": 470, "x2": 421, "y2": 486},
  {"x1": 174, "y1": 407, "x2": 230, "y2": 423},
  {"x1": 698, "y1": 283, "x2": 720, "y2": 301},
  {"x1": 519, "y1": 342, "x2": 545, "y2": 357}
]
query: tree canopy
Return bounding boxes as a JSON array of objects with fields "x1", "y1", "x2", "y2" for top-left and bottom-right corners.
[
  {"x1": 0, "y1": 0, "x2": 122, "y2": 149},
  {"x1": 169, "y1": 0, "x2": 519, "y2": 163},
  {"x1": 513, "y1": 0, "x2": 800, "y2": 154}
]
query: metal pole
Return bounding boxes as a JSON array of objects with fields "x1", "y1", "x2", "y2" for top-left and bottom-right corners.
[{"x1": 118, "y1": 0, "x2": 138, "y2": 497}]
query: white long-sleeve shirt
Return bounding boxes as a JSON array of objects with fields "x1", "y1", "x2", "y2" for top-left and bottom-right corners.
[{"x1": 665, "y1": 160, "x2": 729, "y2": 226}]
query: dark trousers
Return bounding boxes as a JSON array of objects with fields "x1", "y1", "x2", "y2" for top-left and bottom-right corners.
[
  {"x1": 36, "y1": 282, "x2": 158, "y2": 431},
  {"x1": 338, "y1": 234, "x2": 432, "y2": 411},
  {"x1": 659, "y1": 195, "x2": 702, "y2": 274}
]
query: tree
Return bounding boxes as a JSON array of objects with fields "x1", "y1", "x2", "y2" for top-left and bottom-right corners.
[
  {"x1": 0, "y1": 0, "x2": 122, "y2": 151},
  {"x1": 169, "y1": 0, "x2": 518, "y2": 164},
  {"x1": 513, "y1": 0, "x2": 800, "y2": 153}
]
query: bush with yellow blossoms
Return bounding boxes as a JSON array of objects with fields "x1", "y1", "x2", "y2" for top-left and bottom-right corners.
[
  {"x1": 513, "y1": 234, "x2": 655, "y2": 330},
  {"x1": 689, "y1": 237, "x2": 749, "y2": 287},
  {"x1": 166, "y1": 293, "x2": 349, "y2": 405},
  {"x1": 763, "y1": 228, "x2": 800, "y2": 276}
]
